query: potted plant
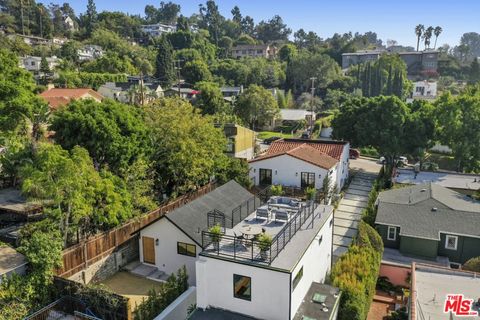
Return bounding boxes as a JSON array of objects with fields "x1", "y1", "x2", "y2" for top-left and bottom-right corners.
[
  {"x1": 208, "y1": 224, "x2": 222, "y2": 250},
  {"x1": 257, "y1": 233, "x2": 272, "y2": 260},
  {"x1": 270, "y1": 184, "x2": 284, "y2": 196},
  {"x1": 305, "y1": 187, "x2": 316, "y2": 202}
]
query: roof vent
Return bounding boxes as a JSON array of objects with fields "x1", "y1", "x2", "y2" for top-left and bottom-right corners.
[
  {"x1": 431, "y1": 207, "x2": 437, "y2": 212},
  {"x1": 421, "y1": 188, "x2": 427, "y2": 192},
  {"x1": 322, "y1": 307, "x2": 329, "y2": 312}
]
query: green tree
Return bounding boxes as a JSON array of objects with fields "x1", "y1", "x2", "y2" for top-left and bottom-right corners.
[
  {"x1": 435, "y1": 88, "x2": 480, "y2": 172},
  {"x1": 235, "y1": 84, "x2": 279, "y2": 130},
  {"x1": 231, "y1": 5, "x2": 242, "y2": 24},
  {"x1": 145, "y1": 98, "x2": 228, "y2": 196},
  {"x1": 85, "y1": 0, "x2": 97, "y2": 36},
  {"x1": 155, "y1": 36, "x2": 176, "y2": 86},
  {"x1": 182, "y1": 59, "x2": 212, "y2": 84},
  {"x1": 278, "y1": 43, "x2": 297, "y2": 62},
  {"x1": 469, "y1": 58, "x2": 480, "y2": 84},
  {"x1": 195, "y1": 81, "x2": 227, "y2": 115},
  {"x1": 50, "y1": 99, "x2": 151, "y2": 175},
  {"x1": 433, "y1": 26, "x2": 442, "y2": 49},
  {"x1": 255, "y1": 15, "x2": 291, "y2": 43},
  {"x1": 415, "y1": 24, "x2": 424, "y2": 52}
]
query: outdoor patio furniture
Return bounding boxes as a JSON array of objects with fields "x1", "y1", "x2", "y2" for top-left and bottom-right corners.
[
  {"x1": 240, "y1": 225, "x2": 263, "y2": 239},
  {"x1": 256, "y1": 206, "x2": 271, "y2": 221},
  {"x1": 274, "y1": 209, "x2": 290, "y2": 223},
  {"x1": 268, "y1": 196, "x2": 302, "y2": 212}
]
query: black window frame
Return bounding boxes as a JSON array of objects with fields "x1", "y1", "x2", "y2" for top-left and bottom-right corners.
[
  {"x1": 233, "y1": 274, "x2": 251, "y2": 301},
  {"x1": 259, "y1": 168, "x2": 272, "y2": 185},
  {"x1": 177, "y1": 242, "x2": 196, "y2": 257},
  {"x1": 292, "y1": 266, "x2": 304, "y2": 291},
  {"x1": 301, "y1": 172, "x2": 315, "y2": 189}
]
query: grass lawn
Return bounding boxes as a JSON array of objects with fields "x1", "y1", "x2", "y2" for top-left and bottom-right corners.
[{"x1": 257, "y1": 131, "x2": 295, "y2": 140}]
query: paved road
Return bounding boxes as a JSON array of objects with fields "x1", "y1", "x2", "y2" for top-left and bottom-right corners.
[{"x1": 332, "y1": 161, "x2": 380, "y2": 261}]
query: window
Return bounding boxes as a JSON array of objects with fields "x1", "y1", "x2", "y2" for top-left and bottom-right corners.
[
  {"x1": 301, "y1": 172, "x2": 315, "y2": 188},
  {"x1": 177, "y1": 242, "x2": 196, "y2": 257},
  {"x1": 387, "y1": 226, "x2": 397, "y2": 241},
  {"x1": 233, "y1": 274, "x2": 251, "y2": 301},
  {"x1": 445, "y1": 235, "x2": 458, "y2": 250},
  {"x1": 292, "y1": 266, "x2": 303, "y2": 291},
  {"x1": 259, "y1": 168, "x2": 272, "y2": 185}
]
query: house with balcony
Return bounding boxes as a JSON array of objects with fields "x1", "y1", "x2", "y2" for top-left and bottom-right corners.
[
  {"x1": 78, "y1": 44, "x2": 104, "y2": 61},
  {"x1": 248, "y1": 139, "x2": 350, "y2": 192},
  {"x1": 375, "y1": 183, "x2": 480, "y2": 267},
  {"x1": 194, "y1": 195, "x2": 337, "y2": 319},
  {"x1": 230, "y1": 44, "x2": 278, "y2": 59},
  {"x1": 140, "y1": 23, "x2": 176, "y2": 37}
]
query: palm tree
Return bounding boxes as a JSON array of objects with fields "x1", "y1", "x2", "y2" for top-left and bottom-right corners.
[
  {"x1": 423, "y1": 26, "x2": 434, "y2": 50},
  {"x1": 433, "y1": 26, "x2": 443, "y2": 49},
  {"x1": 415, "y1": 24, "x2": 424, "y2": 51}
]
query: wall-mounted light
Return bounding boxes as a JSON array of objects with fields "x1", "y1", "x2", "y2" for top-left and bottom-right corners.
[
  {"x1": 295, "y1": 172, "x2": 298, "y2": 176},
  {"x1": 155, "y1": 239, "x2": 159, "y2": 246},
  {"x1": 253, "y1": 168, "x2": 256, "y2": 173},
  {"x1": 275, "y1": 170, "x2": 277, "y2": 175},
  {"x1": 319, "y1": 174, "x2": 322, "y2": 179}
]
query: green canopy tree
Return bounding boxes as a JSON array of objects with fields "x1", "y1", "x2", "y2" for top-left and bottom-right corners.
[
  {"x1": 235, "y1": 84, "x2": 279, "y2": 130},
  {"x1": 50, "y1": 99, "x2": 151, "y2": 175},
  {"x1": 182, "y1": 59, "x2": 212, "y2": 85},
  {"x1": 145, "y1": 98, "x2": 228, "y2": 196},
  {"x1": 195, "y1": 81, "x2": 228, "y2": 115},
  {"x1": 435, "y1": 88, "x2": 480, "y2": 172},
  {"x1": 155, "y1": 36, "x2": 176, "y2": 86},
  {"x1": 20, "y1": 143, "x2": 134, "y2": 244}
]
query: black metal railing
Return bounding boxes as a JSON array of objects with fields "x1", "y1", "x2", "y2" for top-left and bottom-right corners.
[
  {"x1": 201, "y1": 201, "x2": 319, "y2": 265},
  {"x1": 24, "y1": 296, "x2": 101, "y2": 320},
  {"x1": 230, "y1": 195, "x2": 264, "y2": 228}
]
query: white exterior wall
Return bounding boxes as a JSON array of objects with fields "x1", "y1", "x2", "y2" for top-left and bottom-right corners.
[
  {"x1": 290, "y1": 215, "x2": 333, "y2": 318},
  {"x1": 337, "y1": 143, "x2": 350, "y2": 190},
  {"x1": 234, "y1": 147, "x2": 255, "y2": 160},
  {"x1": 139, "y1": 218, "x2": 200, "y2": 285},
  {"x1": 196, "y1": 257, "x2": 291, "y2": 320},
  {"x1": 249, "y1": 155, "x2": 334, "y2": 190}
]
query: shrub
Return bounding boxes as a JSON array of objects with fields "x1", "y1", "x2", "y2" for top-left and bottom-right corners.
[
  {"x1": 357, "y1": 221, "x2": 384, "y2": 254},
  {"x1": 257, "y1": 233, "x2": 272, "y2": 252},
  {"x1": 463, "y1": 256, "x2": 480, "y2": 272},
  {"x1": 270, "y1": 184, "x2": 284, "y2": 196},
  {"x1": 134, "y1": 266, "x2": 189, "y2": 320},
  {"x1": 305, "y1": 187, "x2": 316, "y2": 201}
]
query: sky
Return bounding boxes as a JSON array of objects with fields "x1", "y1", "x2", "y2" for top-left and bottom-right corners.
[{"x1": 38, "y1": 0, "x2": 480, "y2": 48}]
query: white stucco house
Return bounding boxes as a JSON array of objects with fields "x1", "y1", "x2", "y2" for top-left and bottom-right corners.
[
  {"x1": 98, "y1": 81, "x2": 164, "y2": 104},
  {"x1": 19, "y1": 56, "x2": 61, "y2": 73},
  {"x1": 248, "y1": 139, "x2": 350, "y2": 192},
  {"x1": 407, "y1": 80, "x2": 437, "y2": 103},
  {"x1": 136, "y1": 181, "x2": 257, "y2": 286},
  {"x1": 193, "y1": 197, "x2": 339, "y2": 320}
]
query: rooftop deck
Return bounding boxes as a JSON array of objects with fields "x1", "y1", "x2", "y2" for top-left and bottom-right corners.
[{"x1": 201, "y1": 197, "x2": 333, "y2": 270}]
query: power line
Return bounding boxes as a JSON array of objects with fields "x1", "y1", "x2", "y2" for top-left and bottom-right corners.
[{"x1": 309, "y1": 77, "x2": 317, "y2": 130}]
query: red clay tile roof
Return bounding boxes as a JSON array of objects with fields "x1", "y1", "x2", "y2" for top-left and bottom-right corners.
[
  {"x1": 39, "y1": 88, "x2": 104, "y2": 109},
  {"x1": 249, "y1": 141, "x2": 340, "y2": 170},
  {"x1": 265, "y1": 139, "x2": 346, "y2": 160}
]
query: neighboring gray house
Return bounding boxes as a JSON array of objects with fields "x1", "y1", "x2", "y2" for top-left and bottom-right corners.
[
  {"x1": 220, "y1": 86, "x2": 243, "y2": 103},
  {"x1": 375, "y1": 183, "x2": 480, "y2": 266},
  {"x1": 19, "y1": 56, "x2": 61, "y2": 73}
]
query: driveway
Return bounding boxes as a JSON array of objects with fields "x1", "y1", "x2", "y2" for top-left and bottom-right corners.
[
  {"x1": 332, "y1": 169, "x2": 379, "y2": 261},
  {"x1": 350, "y1": 157, "x2": 382, "y2": 174}
]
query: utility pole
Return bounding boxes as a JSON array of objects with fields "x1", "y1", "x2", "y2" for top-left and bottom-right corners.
[
  {"x1": 174, "y1": 59, "x2": 183, "y2": 97},
  {"x1": 309, "y1": 77, "x2": 317, "y2": 131},
  {"x1": 139, "y1": 72, "x2": 145, "y2": 106},
  {"x1": 20, "y1": 0, "x2": 25, "y2": 35},
  {"x1": 39, "y1": 6, "x2": 43, "y2": 38}
]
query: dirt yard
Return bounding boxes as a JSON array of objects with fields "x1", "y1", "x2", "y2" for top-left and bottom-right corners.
[{"x1": 100, "y1": 271, "x2": 164, "y2": 310}]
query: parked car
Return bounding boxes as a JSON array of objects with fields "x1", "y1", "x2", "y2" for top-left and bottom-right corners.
[
  {"x1": 378, "y1": 156, "x2": 408, "y2": 166},
  {"x1": 349, "y1": 148, "x2": 360, "y2": 159},
  {"x1": 263, "y1": 136, "x2": 281, "y2": 145}
]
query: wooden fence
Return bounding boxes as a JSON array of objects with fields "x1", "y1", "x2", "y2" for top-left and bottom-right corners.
[{"x1": 56, "y1": 182, "x2": 217, "y2": 278}]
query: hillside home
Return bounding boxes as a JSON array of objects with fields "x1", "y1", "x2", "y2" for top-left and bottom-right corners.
[
  {"x1": 98, "y1": 81, "x2": 164, "y2": 104},
  {"x1": 231, "y1": 44, "x2": 278, "y2": 59},
  {"x1": 408, "y1": 80, "x2": 437, "y2": 101},
  {"x1": 375, "y1": 183, "x2": 480, "y2": 266},
  {"x1": 248, "y1": 139, "x2": 350, "y2": 191},
  {"x1": 39, "y1": 88, "x2": 104, "y2": 110},
  {"x1": 140, "y1": 23, "x2": 176, "y2": 37},
  {"x1": 137, "y1": 181, "x2": 258, "y2": 286},
  {"x1": 165, "y1": 87, "x2": 200, "y2": 101},
  {"x1": 78, "y1": 45, "x2": 104, "y2": 61},
  {"x1": 19, "y1": 55, "x2": 61, "y2": 73},
  {"x1": 194, "y1": 196, "x2": 337, "y2": 319},
  {"x1": 216, "y1": 123, "x2": 256, "y2": 160},
  {"x1": 220, "y1": 86, "x2": 243, "y2": 103}
]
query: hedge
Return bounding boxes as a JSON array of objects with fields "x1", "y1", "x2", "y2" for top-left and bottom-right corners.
[
  {"x1": 54, "y1": 71, "x2": 127, "y2": 90},
  {"x1": 463, "y1": 256, "x2": 480, "y2": 272},
  {"x1": 331, "y1": 222, "x2": 383, "y2": 320}
]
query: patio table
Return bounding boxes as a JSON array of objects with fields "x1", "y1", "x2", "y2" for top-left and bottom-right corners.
[{"x1": 240, "y1": 225, "x2": 262, "y2": 240}]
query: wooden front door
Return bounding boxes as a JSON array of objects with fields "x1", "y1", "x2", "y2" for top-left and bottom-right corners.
[{"x1": 142, "y1": 237, "x2": 155, "y2": 264}]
